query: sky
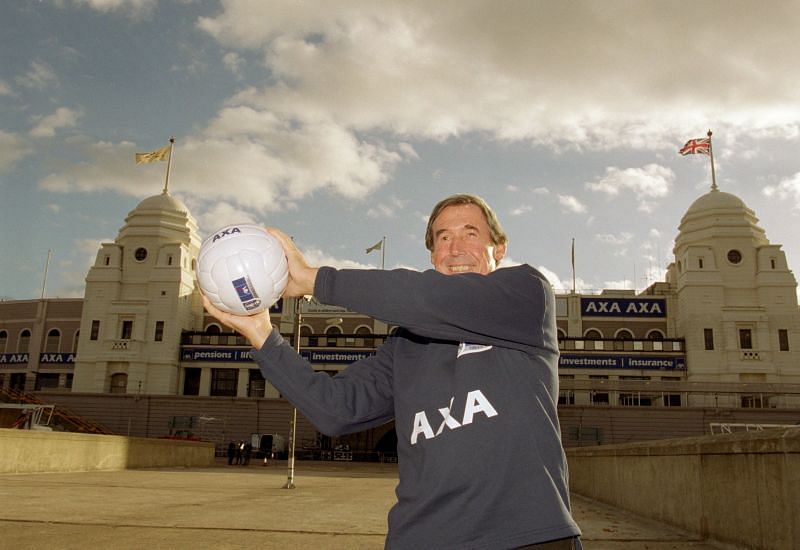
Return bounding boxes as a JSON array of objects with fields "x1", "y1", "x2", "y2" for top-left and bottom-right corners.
[{"x1": 3, "y1": 0, "x2": 800, "y2": 300}]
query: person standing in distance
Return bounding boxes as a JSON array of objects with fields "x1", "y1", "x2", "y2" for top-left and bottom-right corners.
[{"x1": 202, "y1": 194, "x2": 581, "y2": 549}]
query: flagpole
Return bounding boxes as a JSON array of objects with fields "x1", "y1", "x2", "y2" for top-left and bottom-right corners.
[
  {"x1": 571, "y1": 238, "x2": 576, "y2": 294},
  {"x1": 707, "y1": 129, "x2": 718, "y2": 191},
  {"x1": 163, "y1": 136, "x2": 175, "y2": 194},
  {"x1": 381, "y1": 236, "x2": 386, "y2": 270},
  {"x1": 40, "y1": 249, "x2": 52, "y2": 300}
]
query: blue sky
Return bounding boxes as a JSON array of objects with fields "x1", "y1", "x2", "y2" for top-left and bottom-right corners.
[{"x1": 3, "y1": 0, "x2": 800, "y2": 300}]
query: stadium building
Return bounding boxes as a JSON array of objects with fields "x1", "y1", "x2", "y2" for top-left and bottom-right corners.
[{"x1": 2, "y1": 185, "x2": 799, "y2": 454}]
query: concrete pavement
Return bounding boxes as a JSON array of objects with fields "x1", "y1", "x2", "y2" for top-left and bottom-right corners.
[{"x1": 0, "y1": 459, "x2": 735, "y2": 549}]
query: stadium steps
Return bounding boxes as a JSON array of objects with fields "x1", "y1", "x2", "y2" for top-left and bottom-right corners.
[{"x1": 0, "y1": 386, "x2": 114, "y2": 435}]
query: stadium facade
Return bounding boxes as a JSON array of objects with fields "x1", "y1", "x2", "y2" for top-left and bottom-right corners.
[{"x1": 2, "y1": 186, "x2": 799, "y2": 451}]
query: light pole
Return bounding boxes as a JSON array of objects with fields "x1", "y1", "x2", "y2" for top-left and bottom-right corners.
[{"x1": 283, "y1": 296, "x2": 301, "y2": 489}]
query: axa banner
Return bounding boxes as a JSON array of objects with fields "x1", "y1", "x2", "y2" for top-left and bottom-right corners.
[
  {"x1": 39, "y1": 353, "x2": 75, "y2": 364},
  {"x1": 580, "y1": 297, "x2": 666, "y2": 317},
  {"x1": 0, "y1": 353, "x2": 30, "y2": 364},
  {"x1": 560, "y1": 354, "x2": 685, "y2": 370}
]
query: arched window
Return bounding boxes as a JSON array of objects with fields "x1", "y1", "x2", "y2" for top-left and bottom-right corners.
[
  {"x1": 557, "y1": 328, "x2": 567, "y2": 340},
  {"x1": 46, "y1": 329, "x2": 61, "y2": 352},
  {"x1": 355, "y1": 326, "x2": 372, "y2": 335},
  {"x1": 110, "y1": 373, "x2": 128, "y2": 394},
  {"x1": 18, "y1": 329, "x2": 31, "y2": 353},
  {"x1": 326, "y1": 325, "x2": 342, "y2": 347},
  {"x1": 583, "y1": 329, "x2": 602, "y2": 339},
  {"x1": 205, "y1": 324, "x2": 221, "y2": 334},
  {"x1": 300, "y1": 325, "x2": 317, "y2": 347},
  {"x1": 0, "y1": 330, "x2": 7, "y2": 353},
  {"x1": 614, "y1": 329, "x2": 634, "y2": 351},
  {"x1": 647, "y1": 330, "x2": 665, "y2": 340},
  {"x1": 355, "y1": 325, "x2": 373, "y2": 347}
]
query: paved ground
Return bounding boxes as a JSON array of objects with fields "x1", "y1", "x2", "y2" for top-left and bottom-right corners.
[{"x1": 0, "y1": 459, "x2": 735, "y2": 549}]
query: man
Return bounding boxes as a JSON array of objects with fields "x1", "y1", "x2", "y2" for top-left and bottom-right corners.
[{"x1": 202, "y1": 194, "x2": 581, "y2": 549}]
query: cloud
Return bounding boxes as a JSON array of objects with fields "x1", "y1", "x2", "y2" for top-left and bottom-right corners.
[
  {"x1": 30, "y1": 107, "x2": 83, "y2": 138},
  {"x1": 586, "y1": 164, "x2": 675, "y2": 210},
  {"x1": 763, "y1": 172, "x2": 800, "y2": 210},
  {"x1": 0, "y1": 131, "x2": 32, "y2": 173},
  {"x1": 0, "y1": 80, "x2": 12, "y2": 96},
  {"x1": 536, "y1": 265, "x2": 590, "y2": 294},
  {"x1": 196, "y1": 1, "x2": 800, "y2": 151},
  {"x1": 510, "y1": 205, "x2": 532, "y2": 216},
  {"x1": 557, "y1": 194, "x2": 587, "y2": 214},
  {"x1": 70, "y1": 0, "x2": 157, "y2": 19},
  {"x1": 15, "y1": 60, "x2": 58, "y2": 90},
  {"x1": 222, "y1": 51, "x2": 245, "y2": 77},
  {"x1": 365, "y1": 195, "x2": 408, "y2": 219},
  {"x1": 595, "y1": 232, "x2": 633, "y2": 245}
]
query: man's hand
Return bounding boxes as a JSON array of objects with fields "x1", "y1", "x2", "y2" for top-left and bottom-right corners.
[
  {"x1": 201, "y1": 295, "x2": 272, "y2": 350},
  {"x1": 268, "y1": 227, "x2": 319, "y2": 298}
]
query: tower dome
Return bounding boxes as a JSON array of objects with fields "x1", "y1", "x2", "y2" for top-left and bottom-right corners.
[
  {"x1": 117, "y1": 190, "x2": 199, "y2": 244},
  {"x1": 675, "y1": 187, "x2": 767, "y2": 250}
]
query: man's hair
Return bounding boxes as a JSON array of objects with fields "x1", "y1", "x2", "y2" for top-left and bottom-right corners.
[{"x1": 425, "y1": 194, "x2": 508, "y2": 251}]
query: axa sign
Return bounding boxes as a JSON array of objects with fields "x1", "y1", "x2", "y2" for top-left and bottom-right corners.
[{"x1": 581, "y1": 298, "x2": 666, "y2": 318}]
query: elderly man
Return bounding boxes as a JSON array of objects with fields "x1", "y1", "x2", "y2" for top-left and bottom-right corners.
[{"x1": 203, "y1": 194, "x2": 581, "y2": 549}]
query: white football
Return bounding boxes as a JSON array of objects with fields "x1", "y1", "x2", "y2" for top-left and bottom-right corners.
[{"x1": 196, "y1": 223, "x2": 289, "y2": 315}]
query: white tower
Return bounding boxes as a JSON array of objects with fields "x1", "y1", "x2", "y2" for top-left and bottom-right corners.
[
  {"x1": 72, "y1": 190, "x2": 202, "y2": 394},
  {"x1": 668, "y1": 187, "x2": 800, "y2": 398}
]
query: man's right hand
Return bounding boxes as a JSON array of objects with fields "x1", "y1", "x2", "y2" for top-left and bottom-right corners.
[
  {"x1": 202, "y1": 295, "x2": 273, "y2": 350},
  {"x1": 268, "y1": 227, "x2": 319, "y2": 298}
]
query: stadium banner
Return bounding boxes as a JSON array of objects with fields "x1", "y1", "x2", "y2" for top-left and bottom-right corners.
[
  {"x1": 38, "y1": 353, "x2": 76, "y2": 364},
  {"x1": 560, "y1": 354, "x2": 685, "y2": 370},
  {"x1": 580, "y1": 297, "x2": 666, "y2": 317},
  {"x1": 181, "y1": 347, "x2": 375, "y2": 364},
  {"x1": 0, "y1": 353, "x2": 30, "y2": 365}
]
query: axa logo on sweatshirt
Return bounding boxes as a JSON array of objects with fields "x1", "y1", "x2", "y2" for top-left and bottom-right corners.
[{"x1": 410, "y1": 389, "x2": 498, "y2": 445}]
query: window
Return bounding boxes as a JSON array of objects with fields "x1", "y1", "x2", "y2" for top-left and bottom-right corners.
[
  {"x1": 727, "y1": 249, "x2": 742, "y2": 264},
  {"x1": 183, "y1": 368, "x2": 201, "y2": 396},
  {"x1": 46, "y1": 329, "x2": 60, "y2": 352},
  {"x1": 18, "y1": 329, "x2": 31, "y2": 352},
  {"x1": 770, "y1": 258, "x2": 776, "y2": 269},
  {"x1": 121, "y1": 320, "x2": 133, "y2": 340},
  {"x1": 739, "y1": 329, "x2": 753, "y2": 350},
  {"x1": 104, "y1": 256, "x2": 110, "y2": 266},
  {"x1": 698, "y1": 258, "x2": 704, "y2": 269},
  {"x1": 590, "y1": 375, "x2": 609, "y2": 406},
  {"x1": 326, "y1": 325, "x2": 342, "y2": 347},
  {"x1": 779, "y1": 329, "x2": 789, "y2": 351},
  {"x1": 154, "y1": 321, "x2": 165, "y2": 342},
  {"x1": 35, "y1": 373, "x2": 60, "y2": 391},
  {"x1": 647, "y1": 330, "x2": 664, "y2": 340},
  {"x1": 248, "y1": 369, "x2": 265, "y2": 398},
  {"x1": 584, "y1": 329, "x2": 602, "y2": 339},
  {"x1": 211, "y1": 369, "x2": 238, "y2": 397},
  {"x1": 90, "y1": 320, "x2": 100, "y2": 341},
  {"x1": 134, "y1": 247, "x2": 148, "y2": 261},
  {"x1": 110, "y1": 373, "x2": 128, "y2": 394},
  {"x1": 73, "y1": 331, "x2": 80, "y2": 352},
  {"x1": 0, "y1": 330, "x2": 6, "y2": 353},
  {"x1": 704, "y1": 328, "x2": 714, "y2": 350}
]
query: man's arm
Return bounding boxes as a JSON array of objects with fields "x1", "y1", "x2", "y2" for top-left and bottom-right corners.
[
  {"x1": 314, "y1": 265, "x2": 557, "y2": 352},
  {"x1": 254, "y1": 330, "x2": 395, "y2": 436}
]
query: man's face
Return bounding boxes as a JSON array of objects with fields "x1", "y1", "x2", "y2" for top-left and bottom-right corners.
[{"x1": 430, "y1": 203, "x2": 506, "y2": 276}]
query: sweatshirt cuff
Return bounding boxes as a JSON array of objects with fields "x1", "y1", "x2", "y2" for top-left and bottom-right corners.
[{"x1": 314, "y1": 266, "x2": 336, "y2": 304}]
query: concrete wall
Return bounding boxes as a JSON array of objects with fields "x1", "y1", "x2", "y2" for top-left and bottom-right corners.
[
  {"x1": 0, "y1": 428, "x2": 214, "y2": 473},
  {"x1": 567, "y1": 427, "x2": 800, "y2": 550}
]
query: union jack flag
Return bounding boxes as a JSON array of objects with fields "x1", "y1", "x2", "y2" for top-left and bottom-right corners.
[{"x1": 679, "y1": 138, "x2": 711, "y2": 156}]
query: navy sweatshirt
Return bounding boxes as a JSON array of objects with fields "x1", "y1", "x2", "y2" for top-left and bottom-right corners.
[{"x1": 253, "y1": 265, "x2": 581, "y2": 549}]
